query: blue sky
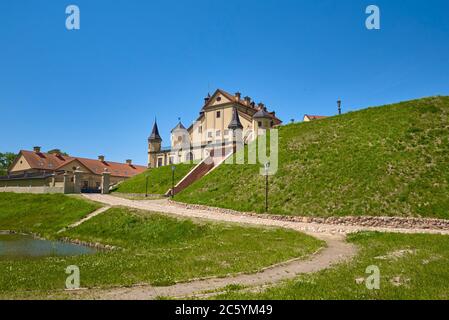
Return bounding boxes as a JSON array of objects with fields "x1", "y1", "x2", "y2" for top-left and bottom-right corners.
[{"x1": 1, "y1": 0, "x2": 449, "y2": 164}]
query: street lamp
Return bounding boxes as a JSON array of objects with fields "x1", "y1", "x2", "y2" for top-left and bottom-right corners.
[
  {"x1": 145, "y1": 173, "x2": 149, "y2": 198},
  {"x1": 171, "y1": 165, "x2": 176, "y2": 198},
  {"x1": 264, "y1": 162, "x2": 270, "y2": 213}
]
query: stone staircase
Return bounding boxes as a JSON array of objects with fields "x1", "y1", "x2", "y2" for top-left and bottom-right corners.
[{"x1": 166, "y1": 147, "x2": 233, "y2": 196}]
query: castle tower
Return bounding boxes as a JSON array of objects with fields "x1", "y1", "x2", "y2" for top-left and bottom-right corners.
[
  {"x1": 148, "y1": 120, "x2": 162, "y2": 168},
  {"x1": 253, "y1": 103, "x2": 273, "y2": 136},
  {"x1": 171, "y1": 120, "x2": 188, "y2": 149},
  {"x1": 228, "y1": 106, "x2": 244, "y2": 152}
]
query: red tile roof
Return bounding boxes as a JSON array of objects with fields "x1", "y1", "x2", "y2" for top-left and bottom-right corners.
[
  {"x1": 16, "y1": 150, "x2": 146, "y2": 178},
  {"x1": 304, "y1": 114, "x2": 329, "y2": 120}
]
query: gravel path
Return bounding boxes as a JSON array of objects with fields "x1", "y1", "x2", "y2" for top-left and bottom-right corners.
[
  {"x1": 79, "y1": 194, "x2": 449, "y2": 300},
  {"x1": 57, "y1": 206, "x2": 111, "y2": 234},
  {"x1": 82, "y1": 194, "x2": 449, "y2": 236}
]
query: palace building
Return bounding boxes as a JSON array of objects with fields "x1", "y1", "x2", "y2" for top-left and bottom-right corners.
[{"x1": 148, "y1": 89, "x2": 282, "y2": 168}]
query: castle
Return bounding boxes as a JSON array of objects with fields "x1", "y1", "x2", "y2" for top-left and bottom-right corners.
[{"x1": 148, "y1": 89, "x2": 282, "y2": 168}]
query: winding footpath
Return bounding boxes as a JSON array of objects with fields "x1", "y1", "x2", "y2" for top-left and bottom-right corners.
[{"x1": 80, "y1": 194, "x2": 449, "y2": 300}]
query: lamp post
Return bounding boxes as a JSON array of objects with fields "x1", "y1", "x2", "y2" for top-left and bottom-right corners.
[
  {"x1": 264, "y1": 162, "x2": 270, "y2": 213},
  {"x1": 145, "y1": 173, "x2": 149, "y2": 198},
  {"x1": 171, "y1": 165, "x2": 176, "y2": 198}
]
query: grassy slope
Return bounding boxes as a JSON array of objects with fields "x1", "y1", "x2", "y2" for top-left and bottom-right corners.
[
  {"x1": 0, "y1": 205, "x2": 323, "y2": 297},
  {"x1": 177, "y1": 96, "x2": 449, "y2": 218},
  {"x1": 0, "y1": 193, "x2": 100, "y2": 236},
  {"x1": 114, "y1": 163, "x2": 196, "y2": 194},
  {"x1": 216, "y1": 232, "x2": 449, "y2": 300}
]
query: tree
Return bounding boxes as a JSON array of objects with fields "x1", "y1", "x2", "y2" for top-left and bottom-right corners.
[
  {"x1": 0, "y1": 152, "x2": 17, "y2": 169},
  {"x1": 47, "y1": 149, "x2": 69, "y2": 156},
  {"x1": 0, "y1": 152, "x2": 17, "y2": 175}
]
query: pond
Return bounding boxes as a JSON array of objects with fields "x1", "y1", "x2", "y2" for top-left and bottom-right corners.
[{"x1": 0, "y1": 232, "x2": 97, "y2": 258}]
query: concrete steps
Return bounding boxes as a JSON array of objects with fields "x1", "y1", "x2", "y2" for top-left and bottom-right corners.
[{"x1": 166, "y1": 147, "x2": 234, "y2": 196}]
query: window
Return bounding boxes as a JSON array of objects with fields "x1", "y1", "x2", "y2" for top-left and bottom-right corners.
[
  {"x1": 83, "y1": 181, "x2": 88, "y2": 188},
  {"x1": 258, "y1": 121, "x2": 262, "y2": 127},
  {"x1": 157, "y1": 158, "x2": 163, "y2": 167},
  {"x1": 216, "y1": 111, "x2": 221, "y2": 118},
  {"x1": 177, "y1": 136, "x2": 182, "y2": 142},
  {"x1": 198, "y1": 126, "x2": 202, "y2": 134},
  {"x1": 169, "y1": 157, "x2": 174, "y2": 164},
  {"x1": 224, "y1": 130, "x2": 229, "y2": 136},
  {"x1": 216, "y1": 130, "x2": 221, "y2": 137},
  {"x1": 216, "y1": 96, "x2": 222, "y2": 102},
  {"x1": 208, "y1": 132, "x2": 213, "y2": 138}
]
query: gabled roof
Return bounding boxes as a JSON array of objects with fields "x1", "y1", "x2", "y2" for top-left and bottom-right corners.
[
  {"x1": 12, "y1": 150, "x2": 146, "y2": 178},
  {"x1": 149, "y1": 121, "x2": 162, "y2": 141},
  {"x1": 201, "y1": 88, "x2": 283, "y2": 125}
]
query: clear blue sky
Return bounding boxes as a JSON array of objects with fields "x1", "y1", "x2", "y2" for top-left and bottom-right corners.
[{"x1": 1, "y1": 0, "x2": 449, "y2": 165}]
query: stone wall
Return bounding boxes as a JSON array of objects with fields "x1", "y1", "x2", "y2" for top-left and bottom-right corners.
[
  {"x1": 171, "y1": 201, "x2": 449, "y2": 231},
  {"x1": 0, "y1": 186, "x2": 64, "y2": 194}
]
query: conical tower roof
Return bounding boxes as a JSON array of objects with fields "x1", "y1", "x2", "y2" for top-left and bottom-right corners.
[
  {"x1": 253, "y1": 106, "x2": 272, "y2": 119},
  {"x1": 149, "y1": 120, "x2": 162, "y2": 141},
  {"x1": 228, "y1": 107, "x2": 243, "y2": 130}
]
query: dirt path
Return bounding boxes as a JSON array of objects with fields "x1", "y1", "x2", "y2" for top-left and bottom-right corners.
[
  {"x1": 83, "y1": 234, "x2": 351, "y2": 300},
  {"x1": 82, "y1": 194, "x2": 449, "y2": 236},
  {"x1": 57, "y1": 206, "x2": 111, "y2": 234},
  {"x1": 79, "y1": 194, "x2": 449, "y2": 300}
]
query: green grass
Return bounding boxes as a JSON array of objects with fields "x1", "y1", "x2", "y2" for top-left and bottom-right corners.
[
  {"x1": 114, "y1": 163, "x2": 196, "y2": 194},
  {"x1": 215, "y1": 232, "x2": 449, "y2": 300},
  {"x1": 177, "y1": 96, "x2": 449, "y2": 218},
  {"x1": 0, "y1": 193, "x2": 100, "y2": 236},
  {"x1": 0, "y1": 205, "x2": 323, "y2": 298}
]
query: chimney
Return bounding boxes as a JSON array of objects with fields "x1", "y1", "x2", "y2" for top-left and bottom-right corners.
[
  {"x1": 244, "y1": 96, "x2": 251, "y2": 106},
  {"x1": 33, "y1": 146, "x2": 41, "y2": 153},
  {"x1": 204, "y1": 93, "x2": 211, "y2": 104},
  {"x1": 126, "y1": 159, "x2": 132, "y2": 165},
  {"x1": 337, "y1": 100, "x2": 342, "y2": 115},
  {"x1": 258, "y1": 103, "x2": 265, "y2": 110},
  {"x1": 235, "y1": 92, "x2": 241, "y2": 101},
  {"x1": 98, "y1": 155, "x2": 105, "y2": 162}
]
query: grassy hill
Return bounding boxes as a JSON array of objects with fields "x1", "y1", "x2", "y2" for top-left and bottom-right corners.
[
  {"x1": 114, "y1": 163, "x2": 196, "y2": 195},
  {"x1": 176, "y1": 96, "x2": 449, "y2": 219}
]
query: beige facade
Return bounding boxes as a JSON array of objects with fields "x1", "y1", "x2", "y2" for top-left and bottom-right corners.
[
  {"x1": 5, "y1": 149, "x2": 147, "y2": 192},
  {"x1": 148, "y1": 89, "x2": 282, "y2": 168}
]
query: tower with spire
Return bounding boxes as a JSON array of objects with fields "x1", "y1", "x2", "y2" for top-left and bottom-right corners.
[{"x1": 148, "y1": 120, "x2": 162, "y2": 168}]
